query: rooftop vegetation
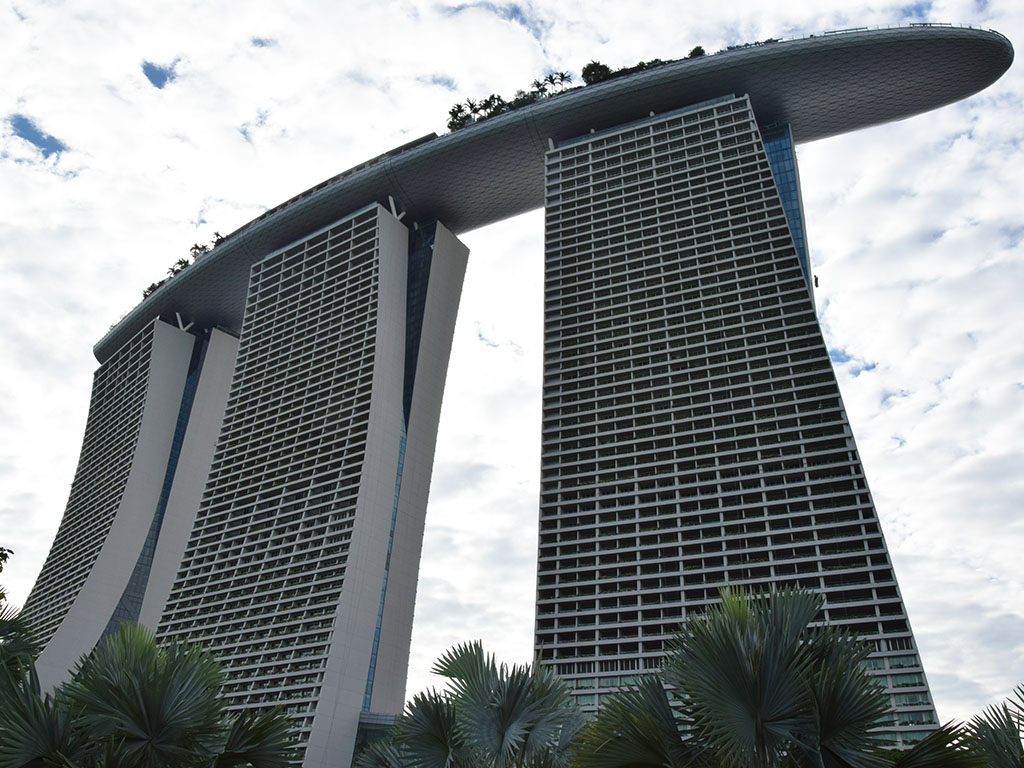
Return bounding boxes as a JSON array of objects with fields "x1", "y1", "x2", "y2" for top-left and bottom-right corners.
[
  {"x1": 445, "y1": 43, "x2": 728, "y2": 132},
  {"x1": 142, "y1": 232, "x2": 224, "y2": 299}
]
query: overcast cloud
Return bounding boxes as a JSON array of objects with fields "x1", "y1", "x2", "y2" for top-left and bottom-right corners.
[{"x1": 1, "y1": 0, "x2": 1021, "y2": 724}]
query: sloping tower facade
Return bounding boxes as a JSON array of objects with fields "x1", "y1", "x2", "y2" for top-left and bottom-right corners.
[{"x1": 534, "y1": 95, "x2": 934, "y2": 745}]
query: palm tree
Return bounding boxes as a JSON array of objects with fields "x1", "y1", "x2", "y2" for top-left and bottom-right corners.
[
  {"x1": 447, "y1": 103, "x2": 470, "y2": 131},
  {"x1": 574, "y1": 588, "x2": 982, "y2": 768},
  {"x1": 0, "y1": 547, "x2": 37, "y2": 680},
  {"x1": 0, "y1": 546, "x2": 11, "y2": 603},
  {"x1": 356, "y1": 641, "x2": 585, "y2": 768},
  {"x1": 967, "y1": 684, "x2": 1024, "y2": 767},
  {"x1": 480, "y1": 94, "x2": 508, "y2": 118},
  {"x1": 0, "y1": 623, "x2": 295, "y2": 768},
  {"x1": 0, "y1": 604, "x2": 36, "y2": 680}
]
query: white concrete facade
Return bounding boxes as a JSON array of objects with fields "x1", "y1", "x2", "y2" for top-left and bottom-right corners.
[
  {"x1": 24, "y1": 203, "x2": 469, "y2": 766},
  {"x1": 141, "y1": 205, "x2": 469, "y2": 767},
  {"x1": 26, "y1": 320, "x2": 195, "y2": 689}
]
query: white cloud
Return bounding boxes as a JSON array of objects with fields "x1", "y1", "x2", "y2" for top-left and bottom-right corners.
[{"x1": 1, "y1": 0, "x2": 1021, "y2": 725}]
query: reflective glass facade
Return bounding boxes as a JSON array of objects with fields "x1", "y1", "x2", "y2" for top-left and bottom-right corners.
[{"x1": 763, "y1": 124, "x2": 811, "y2": 288}]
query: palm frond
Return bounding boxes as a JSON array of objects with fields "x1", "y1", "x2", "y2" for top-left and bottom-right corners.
[
  {"x1": 884, "y1": 722, "x2": 987, "y2": 768},
  {"x1": 354, "y1": 736, "x2": 408, "y2": 768},
  {"x1": 663, "y1": 589, "x2": 819, "y2": 766},
  {"x1": 802, "y1": 626, "x2": 892, "y2": 766},
  {"x1": 0, "y1": 603, "x2": 38, "y2": 678},
  {"x1": 399, "y1": 689, "x2": 469, "y2": 768},
  {"x1": 966, "y1": 688, "x2": 1024, "y2": 768},
  {"x1": 0, "y1": 666, "x2": 93, "y2": 768},
  {"x1": 572, "y1": 675, "x2": 703, "y2": 768},
  {"x1": 215, "y1": 707, "x2": 297, "y2": 768},
  {"x1": 432, "y1": 641, "x2": 500, "y2": 720},
  {"x1": 459, "y1": 663, "x2": 538, "y2": 768},
  {"x1": 517, "y1": 666, "x2": 583, "y2": 767},
  {"x1": 61, "y1": 622, "x2": 225, "y2": 767}
]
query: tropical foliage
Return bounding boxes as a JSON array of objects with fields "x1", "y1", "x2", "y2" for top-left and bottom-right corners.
[
  {"x1": 445, "y1": 45, "x2": 717, "y2": 131},
  {"x1": 355, "y1": 589, "x2": 1022, "y2": 767},
  {"x1": 574, "y1": 588, "x2": 988, "y2": 768},
  {"x1": 0, "y1": 548, "x2": 36, "y2": 680},
  {"x1": 967, "y1": 684, "x2": 1024, "y2": 768},
  {"x1": 446, "y1": 72, "x2": 574, "y2": 131},
  {"x1": 142, "y1": 231, "x2": 225, "y2": 299},
  {"x1": 355, "y1": 640, "x2": 586, "y2": 768},
  {"x1": 0, "y1": 622, "x2": 295, "y2": 768}
]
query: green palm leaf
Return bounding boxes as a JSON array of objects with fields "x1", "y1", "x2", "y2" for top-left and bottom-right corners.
[
  {"x1": 0, "y1": 665, "x2": 93, "y2": 768},
  {"x1": 800, "y1": 626, "x2": 892, "y2": 767},
  {"x1": 61, "y1": 623, "x2": 225, "y2": 768},
  {"x1": 663, "y1": 589, "x2": 820, "y2": 767},
  {"x1": 215, "y1": 707, "x2": 296, "y2": 768},
  {"x1": 354, "y1": 737, "x2": 408, "y2": 768},
  {"x1": 0, "y1": 603, "x2": 37, "y2": 678},
  {"x1": 966, "y1": 684, "x2": 1024, "y2": 768},
  {"x1": 399, "y1": 689, "x2": 469, "y2": 768},
  {"x1": 885, "y1": 722, "x2": 986, "y2": 768},
  {"x1": 571, "y1": 674, "x2": 704, "y2": 768},
  {"x1": 417, "y1": 642, "x2": 583, "y2": 768}
]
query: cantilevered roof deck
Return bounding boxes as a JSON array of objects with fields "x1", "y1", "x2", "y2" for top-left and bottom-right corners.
[{"x1": 95, "y1": 24, "x2": 1013, "y2": 363}]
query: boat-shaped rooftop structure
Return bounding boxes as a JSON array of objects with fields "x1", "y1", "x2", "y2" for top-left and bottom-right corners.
[{"x1": 95, "y1": 23, "x2": 1013, "y2": 363}]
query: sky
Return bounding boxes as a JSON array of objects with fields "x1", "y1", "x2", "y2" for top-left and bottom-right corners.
[{"x1": 1, "y1": 0, "x2": 1022, "y2": 725}]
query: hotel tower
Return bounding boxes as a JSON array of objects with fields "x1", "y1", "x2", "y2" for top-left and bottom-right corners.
[{"x1": 17, "y1": 24, "x2": 1013, "y2": 765}]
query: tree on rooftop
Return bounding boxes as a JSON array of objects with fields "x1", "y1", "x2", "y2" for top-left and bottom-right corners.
[
  {"x1": 169, "y1": 256, "x2": 192, "y2": 277},
  {"x1": 447, "y1": 103, "x2": 470, "y2": 131},
  {"x1": 581, "y1": 61, "x2": 613, "y2": 85},
  {"x1": 480, "y1": 93, "x2": 508, "y2": 118}
]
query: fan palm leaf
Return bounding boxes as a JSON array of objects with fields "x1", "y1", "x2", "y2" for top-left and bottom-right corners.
[
  {"x1": 663, "y1": 589, "x2": 822, "y2": 767},
  {"x1": 398, "y1": 688, "x2": 470, "y2": 768},
  {"x1": 0, "y1": 665, "x2": 93, "y2": 768},
  {"x1": 60, "y1": 623, "x2": 225, "y2": 768},
  {"x1": 354, "y1": 737, "x2": 408, "y2": 768},
  {"x1": 214, "y1": 707, "x2": 296, "y2": 768},
  {"x1": 966, "y1": 684, "x2": 1024, "y2": 768},
  {"x1": 799, "y1": 626, "x2": 892, "y2": 767},
  {"x1": 571, "y1": 673, "x2": 705, "y2": 768},
  {"x1": 882, "y1": 722, "x2": 987, "y2": 768},
  {"x1": 424, "y1": 641, "x2": 583, "y2": 768},
  {"x1": 0, "y1": 603, "x2": 37, "y2": 678}
]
